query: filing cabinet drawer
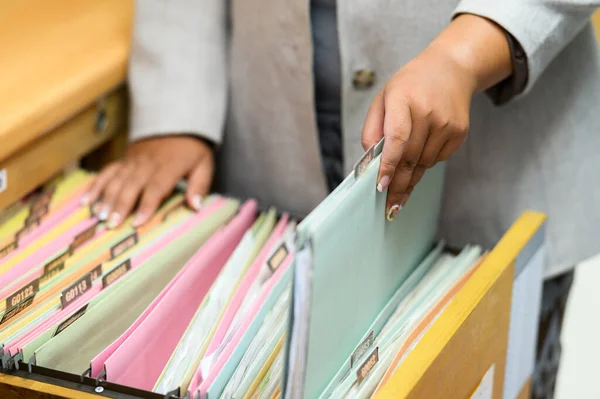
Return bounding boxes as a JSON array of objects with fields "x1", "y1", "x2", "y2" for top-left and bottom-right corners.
[
  {"x1": 377, "y1": 211, "x2": 546, "y2": 399},
  {"x1": 0, "y1": 212, "x2": 545, "y2": 399}
]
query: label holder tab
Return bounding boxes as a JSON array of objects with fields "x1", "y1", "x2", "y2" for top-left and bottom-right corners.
[
  {"x1": 351, "y1": 331, "x2": 375, "y2": 368},
  {"x1": 60, "y1": 274, "x2": 92, "y2": 309},
  {"x1": 110, "y1": 232, "x2": 138, "y2": 259},
  {"x1": 356, "y1": 347, "x2": 379, "y2": 384},
  {"x1": 267, "y1": 243, "x2": 289, "y2": 272},
  {"x1": 53, "y1": 304, "x2": 89, "y2": 337},
  {"x1": 102, "y1": 259, "x2": 131, "y2": 289}
]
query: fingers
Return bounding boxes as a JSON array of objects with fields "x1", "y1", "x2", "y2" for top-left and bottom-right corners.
[
  {"x1": 405, "y1": 165, "x2": 426, "y2": 198},
  {"x1": 437, "y1": 137, "x2": 464, "y2": 162},
  {"x1": 82, "y1": 163, "x2": 120, "y2": 207},
  {"x1": 377, "y1": 98, "x2": 412, "y2": 193},
  {"x1": 86, "y1": 137, "x2": 216, "y2": 229},
  {"x1": 391, "y1": 133, "x2": 440, "y2": 209},
  {"x1": 361, "y1": 90, "x2": 385, "y2": 151},
  {"x1": 418, "y1": 129, "x2": 446, "y2": 169},
  {"x1": 384, "y1": 111, "x2": 429, "y2": 220},
  {"x1": 96, "y1": 163, "x2": 133, "y2": 221},
  {"x1": 110, "y1": 166, "x2": 154, "y2": 228},
  {"x1": 185, "y1": 157, "x2": 214, "y2": 212},
  {"x1": 135, "y1": 170, "x2": 181, "y2": 227}
]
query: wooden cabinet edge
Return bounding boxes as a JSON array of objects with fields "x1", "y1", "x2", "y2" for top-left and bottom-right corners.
[
  {"x1": 376, "y1": 211, "x2": 546, "y2": 399},
  {"x1": 0, "y1": 88, "x2": 128, "y2": 210},
  {"x1": 0, "y1": 373, "x2": 101, "y2": 399},
  {"x1": 516, "y1": 377, "x2": 532, "y2": 399}
]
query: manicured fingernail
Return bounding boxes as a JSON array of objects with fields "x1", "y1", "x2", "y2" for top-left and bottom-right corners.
[
  {"x1": 377, "y1": 176, "x2": 390, "y2": 193},
  {"x1": 107, "y1": 212, "x2": 122, "y2": 229},
  {"x1": 191, "y1": 195, "x2": 203, "y2": 211},
  {"x1": 97, "y1": 205, "x2": 110, "y2": 221},
  {"x1": 92, "y1": 202, "x2": 102, "y2": 215},
  {"x1": 386, "y1": 204, "x2": 401, "y2": 221},
  {"x1": 81, "y1": 193, "x2": 91, "y2": 206},
  {"x1": 132, "y1": 213, "x2": 147, "y2": 227}
]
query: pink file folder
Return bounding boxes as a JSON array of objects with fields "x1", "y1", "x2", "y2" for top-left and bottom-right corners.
[
  {"x1": 201, "y1": 215, "x2": 289, "y2": 361},
  {"x1": 0, "y1": 217, "x2": 100, "y2": 299},
  {"x1": 82, "y1": 196, "x2": 227, "y2": 376},
  {"x1": 0, "y1": 186, "x2": 88, "y2": 269},
  {"x1": 192, "y1": 252, "x2": 294, "y2": 397},
  {"x1": 6, "y1": 197, "x2": 227, "y2": 357},
  {"x1": 101, "y1": 201, "x2": 257, "y2": 390}
]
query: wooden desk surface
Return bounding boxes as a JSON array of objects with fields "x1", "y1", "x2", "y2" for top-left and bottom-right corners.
[{"x1": 0, "y1": 0, "x2": 132, "y2": 163}]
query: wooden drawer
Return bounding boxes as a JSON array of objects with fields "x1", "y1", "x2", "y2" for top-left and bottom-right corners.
[
  {"x1": 0, "y1": 89, "x2": 128, "y2": 210},
  {"x1": 0, "y1": 0, "x2": 132, "y2": 210}
]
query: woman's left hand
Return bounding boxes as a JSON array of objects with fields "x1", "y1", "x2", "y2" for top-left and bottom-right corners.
[{"x1": 361, "y1": 14, "x2": 512, "y2": 221}]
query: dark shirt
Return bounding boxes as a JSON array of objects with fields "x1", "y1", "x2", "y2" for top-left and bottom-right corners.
[{"x1": 311, "y1": 0, "x2": 344, "y2": 192}]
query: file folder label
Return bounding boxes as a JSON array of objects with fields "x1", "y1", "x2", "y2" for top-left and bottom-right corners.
[
  {"x1": 102, "y1": 259, "x2": 131, "y2": 289},
  {"x1": 44, "y1": 250, "x2": 71, "y2": 275},
  {"x1": 6, "y1": 279, "x2": 39, "y2": 309},
  {"x1": 70, "y1": 223, "x2": 97, "y2": 252},
  {"x1": 28, "y1": 202, "x2": 49, "y2": 221},
  {"x1": 53, "y1": 304, "x2": 89, "y2": 337},
  {"x1": 61, "y1": 274, "x2": 92, "y2": 309},
  {"x1": 90, "y1": 264, "x2": 103, "y2": 282},
  {"x1": 354, "y1": 142, "x2": 375, "y2": 179},
  {"x1": 351, "y1": 331, "x2": 374, "y2": 368},
  {"x1": 24, "y1": 213, "x2": 42, "y2": 228},
  {"x1": 40, "y1": 263, "x2": 65, "y2": 285},
  {"x1": 0, "y1": 240, "x2": 18, "y2": 259},
  {"x1": 30, "y1": 186, "x2": 55, "y2": 213},
  {"x1": 0, "y1": 296, "x2": 35, "y2": 326},
  {"x1": 356, "y1": 347, "x2": 378, "y2": 384},
  {"x1": 268, "y1": 244, "x2": 288, "y2": 272},
  {"x1": 110, "y1": 232, "x2": 138, "y2": 259}
]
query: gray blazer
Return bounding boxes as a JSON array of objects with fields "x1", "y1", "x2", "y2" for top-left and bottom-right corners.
[{"x1": 128, "y1": 0, "x2": 600, "y2": 278}]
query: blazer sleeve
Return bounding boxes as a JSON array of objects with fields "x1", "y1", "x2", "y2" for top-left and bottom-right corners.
[
  {"x1": 453, "y1": 0, "x2": 600, "y2": 96},
  {"x1": 128, "y1": 0, "x2": 228, "y2": 145}
]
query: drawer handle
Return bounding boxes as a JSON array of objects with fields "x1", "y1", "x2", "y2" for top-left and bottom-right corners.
[{"x1": 95, "y1": 98, "x2": 109, "y2": 135}]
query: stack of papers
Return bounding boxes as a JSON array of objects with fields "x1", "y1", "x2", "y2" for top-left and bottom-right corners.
[{"x1": 0, "y1": 140, "x2": 489, "y2": 399}]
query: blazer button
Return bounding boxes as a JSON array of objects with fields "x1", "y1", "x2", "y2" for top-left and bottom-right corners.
[{"x1": 352, "y1": 69, "x2": 375, "y2": 90}]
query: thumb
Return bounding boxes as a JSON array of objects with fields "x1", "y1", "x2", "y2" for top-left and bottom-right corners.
[
  {"x1": 361, "y1": 90, "x2": 385, "y2": 150},
  {"x1": 186, "y1": 157, "x2": 214, "y2": 211}
]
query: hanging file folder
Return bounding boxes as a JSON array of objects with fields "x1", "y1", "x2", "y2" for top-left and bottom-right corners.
[{"x1": 285, "y1": 138, "x2": 446, "y2": 399}]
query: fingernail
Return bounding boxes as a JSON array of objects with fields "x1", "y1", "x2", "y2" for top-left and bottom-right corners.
[
  {"x1": 97, "y1": 205, "x2": 110, "y2": 221},
  {"x1": 92, "y1": 202, "x2": 102, "y2": 215},
  {"x1": 377, "y1": 176, "x2": 390, "y2": 193},
  {"x1": 107, "y1": 212, "x2": 122, "y2": 229},
  {"x1": 132, "y1": 213, "x2": 147, "y2": 227},
  {"x1": 191, "y1": 195, "x2": 203, "y2": 211},
  {"x1": 81, "y1": 193, "x2": 91, "y2": 206},
  {"x1": 386, "y1": 204, "x2": 401, "y2": 221}
]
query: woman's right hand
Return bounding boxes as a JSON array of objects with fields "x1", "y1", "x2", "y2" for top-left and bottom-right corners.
[{"x1": 83, "y1": 136, "x2": 215, "y2": 228}]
